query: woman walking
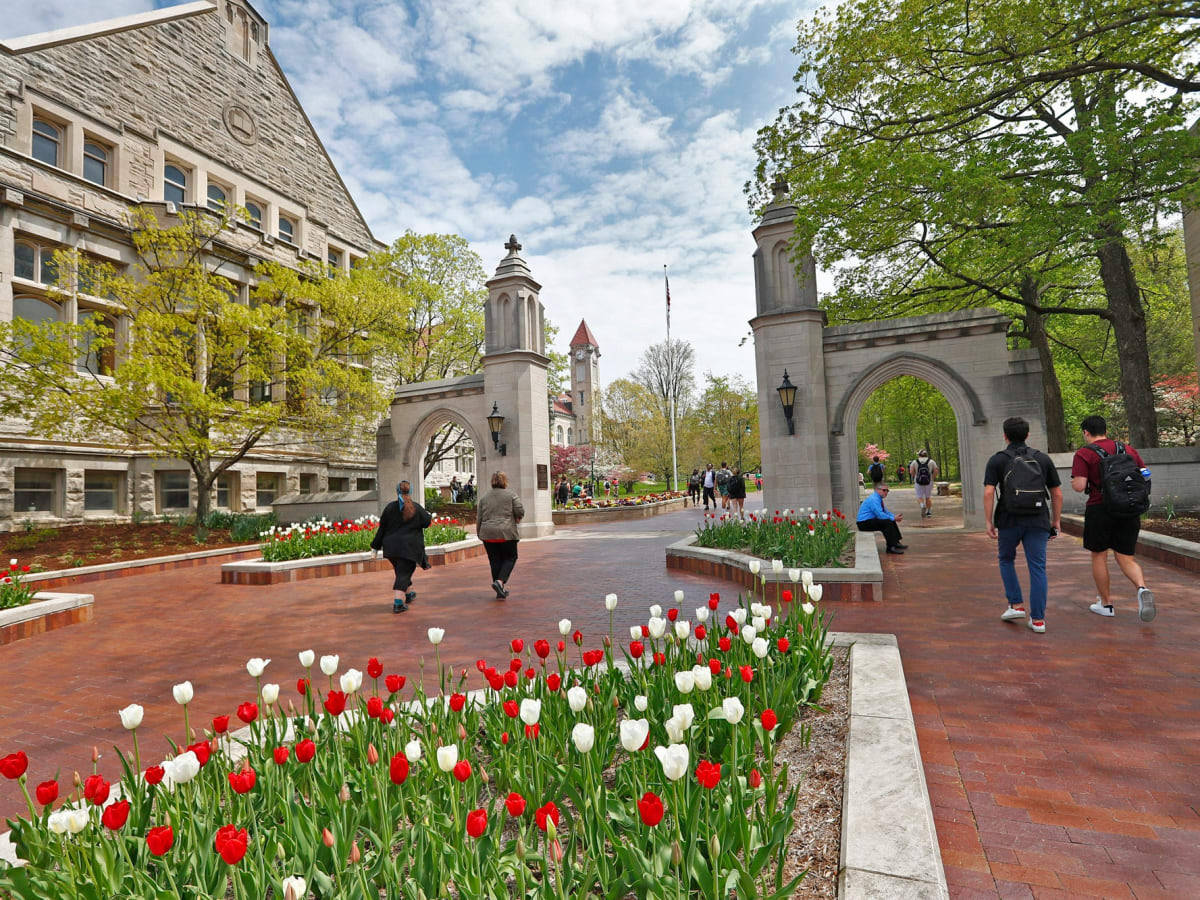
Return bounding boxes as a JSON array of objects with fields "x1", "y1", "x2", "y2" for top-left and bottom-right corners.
[
  {"x1": 687, "y1": 468, "x2": 701, "y2": 506},
  {"x1": 477, "y1": 470, "x2": 524, "y2": 599},
  {"x1": 727, "y1": 466, "x2": 747, "y2": 517},
  {"x1": 371, "y1": 480, "x2": 432, "y2": 614}
]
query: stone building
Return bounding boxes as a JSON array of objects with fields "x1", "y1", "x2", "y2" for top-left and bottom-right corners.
[
  {"x1": 0, "y1": 1, "x2": 385, "y2": 530},
  {"x1": 549, "y1": 319, "x2": 600, "y2": 447}
]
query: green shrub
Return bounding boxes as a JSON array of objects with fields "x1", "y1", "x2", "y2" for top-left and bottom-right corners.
[
  {"x1": 231, "y1": 512, "x2": 276, "y2": 543},
  {"x1": 424, "y1": 488, "x2": 444, "y2": 511},
  {"x1": 695, "y1": 509, "x2": 854, "y2": 568}
]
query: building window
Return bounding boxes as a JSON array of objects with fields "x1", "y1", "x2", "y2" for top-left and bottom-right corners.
[
  {"x1": 77, "y1": 309, "x2": 116, "y2": 375},
  {"x1": 298, "y1": 473, "x2": 317, "y2": 493},
  {"x1": 249, "y1": 381, "x2": 272, "y2": 404},
  {"x1": 207, "y1": 183, "x2": 227, "y2": 213},
  {"x1": 31, "y1": 119, "x2": 61, "y2": 167},
  {"x1": 83, "y1": 141, "x2": 109, "y2": 186},
  {"x1": 328, "y1": 476, "x2": 349, "y2": 492},
  {"x1": 13, "y1": 240, "x2": 59, "y2": 285},
  {"x1": 164, "y1": 164, "x2": 188, "y2": 204},
  {"x1": 14, "y1": 295, "x2": 60, "y2": 327},
  {"x1": 14, "y1": 468, "x2": 61, "y2": 515},
  {"x1": 84, "y1": 471, "x2": 123, "y2": 513},
  {"x1": 356, "y1": 477, "x2": 375, "y2": 492},
  {"x1": 216, "y1": 472, "x2": 238, "y2": 510},
  {"x1": 256, "y1": 472, "x2": 283, "y2": 508},
  {"x1": 157, "y1": 471, "x2": 190, "y2": 511},
  {"x1": 244, "y1": 201, "x2": 263, "y2": 229},
  {"x1": 567, "y1": 427, "x2": 574, "y2": 444},
  {"x1": 555, "y1": 425, "x2": 564, "y2": 445},
  {"x1": 278, "y1": 216, "x2": 295, "y2": 245},
  {"x1": 327, "y1": 247, "x2": 342, "y2": 270}
]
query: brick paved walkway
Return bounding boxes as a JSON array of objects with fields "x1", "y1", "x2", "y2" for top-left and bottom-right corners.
[{"x1": 2, "y1": 501, "x2": 1197, "y2": 897}]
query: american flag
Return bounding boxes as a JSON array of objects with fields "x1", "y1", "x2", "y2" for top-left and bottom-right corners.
[{"x1": 664, "y1": 269, "x2": 671, "y2": 328}]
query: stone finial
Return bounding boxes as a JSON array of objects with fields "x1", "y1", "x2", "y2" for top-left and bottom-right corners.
[
  {"x1": 504, "y1": 234, "x2": 522, "y2": 253},
  {"x1": 771, "y1": 175, "x2": 789, "y2": 202}
]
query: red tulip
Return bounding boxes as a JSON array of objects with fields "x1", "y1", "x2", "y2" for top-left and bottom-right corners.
[
  {"x1": 466, "y1": 808, "x2": 488, "y2": 838},
  {"x1": 724, "y1": 615, "x2": 739, "y2": 634},
  {"x1": 666, "y1": 608, "x2": 678, "y2": 622},
  {"x1": 628, "y1": 640, "x2": 644, "y2": 659},
  {"x1": 389, "y1": 753, "x2": 409, "y2": 785},
  {"x1": 236, "y1": 702, "x2": 258, "y2": 724},
  {"x1": 511, "y1": 638, "x2": 524, "y2": 653},
  {"x1": 695, "y1": 760, "x2": 721, "y2": 790},
  {"x1": 295, "y1": 739, "x2": 316, "y2": 763},
  {"x1": 385, "y1": 674, "x2": 405, "y2": 693},
  {"x1": 322, "y1": 827, "x2": 335, "y2": 848},
  {"x1": 505, "y1": 792, "x2": 526, "y2": 816},
  {"x1": 749, "y1": 769, "x2": 763, "y2": 789},
  {"x1": 501, "y1": 732, "x2": 510, "y2": 744},
  {"x1": 475, "y1": 658, "x2": 487, "y2": 672},
  {"x1": 35, "y1": 779, "x2": 58, "y2": 805},
  {"x1": 228, "y1": 768, "x2": 256, "y2": 794},
  {"x1": 781, "y1": 589, "x2": 793, "y2": 603},
  {"x1": 366, "y1": 696, "x2": 384, "y2": 718},
  {"x1": 449, "y1": 693, "x2": 466, "y2": 712},
  {"x1": 637, "y1": 791, "x2": 664, "y2": 826},
  {"x1": 297, "y1": 677, "x2": 309, "y2": 696},
  {"x1": 273, "y1": 746, "x2": 289, "y2": 766},
  {"x1": 761, "y1": 709, "x2": 778, "y2": 732},
  {"x1": 487, "y1": 672, "x2": 505, "y2": 691},
  {"x1": 452, "y1": 760, "x2": 472, "y2": 782},
  {"x1": 144, "y1": 765, "x2": 165, "y2": 785},
  {"x1": 535, "y1": 801, "x2": 560, "y2": 832},
  {"x1": 572, "y1": 629, "x2": 583, "y2": 646},
  {"x1": 214, "y1": 824, "x2": 249, "y2": 865},
  {"x1": 777, "y1": 637, "x2": 790, "y2": 653},
  {"x1": 187, "y1": 741, "x2": 211, "y2": 767},
  {"x1": 504, "y1": 670, "x2": 518, "y2": 688},
  {"x1": 534, "y1": 639, "x2": 550, "y2": 659},
  {"x1": 212, "y1": 715, "x2": 230, "y2": 734},
  {"x1": 102, "y1": 799, "x2": 130, "y2": 830},
  {"x1": 583, "y1": 649, "x2": 603, "y2": 666},
  {"x1": 367, "y1": 657, "x2": 383, "y2": 679},
  {"x1": 718, "y1": 637, "x2": 732, "y2": 652},
  {"x1": 508, "y1": 657, "x2": 522, "y2": 673},
  {"x1": 324, "y1": 691, "x2": 347, "y2": 716},
  {"x1": 708, "y1": 592, "x2": 720, "y2": 609},
  {"x1": 546, "y1": 673, "x2": 561, "y2": 692},
  {"x1": 695, "y1": 625, "x2": 707, "y2": 641},
  {"x1": 83, "y1": 774, "x2": 110, "y2": 806},
  {"x1": 524, "y1": 723, "x2": 540, "y2": 740},
  {"x1": 652, "y1": 652, "x2": 665, "y2": 667},
  {"x1": 708, "y1": 658, "x2": 721, "y2": 674},
  {"x1": 0, "y1": 752, "x2": 28, "y2": 780},
  {"x1": 556, "y1": 640, "x2": 566, "y2": 652},
  {"x1": 146, "y1": 825, "x2": 174, "y2": 856},
  {"x1": 380, "y1": 707, "x2": 395, "y2": 724},
  {"x1": 525, "y1": 667, "x2": 536, "y2": 680}
]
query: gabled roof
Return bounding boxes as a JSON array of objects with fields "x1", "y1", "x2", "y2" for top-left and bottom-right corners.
[
  {"x1": 569, "y1": 319, "x2": 599, "y2": 349},
  {"x1": 0, "y1": 2, "x2": 215, "y2": 52}
]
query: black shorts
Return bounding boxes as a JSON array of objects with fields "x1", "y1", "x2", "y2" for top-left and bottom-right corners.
[{"x1": 1082, "y1": 504, "x2": 1140, "y2": 556}]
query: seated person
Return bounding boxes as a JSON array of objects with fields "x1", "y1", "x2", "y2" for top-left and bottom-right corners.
[{"x1": 856, "y1": 483, "x2": 907, "y2": 554}]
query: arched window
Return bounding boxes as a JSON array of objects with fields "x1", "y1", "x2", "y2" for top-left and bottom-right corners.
[
  {"x1": 555, "y1": 425, "x2": 564, "y2": 445},
  {"x1": 32, "y1": 119, "x2": 61, "y2": 166},
  {"x1": 567, "y1": 426, "x2": 574, "y2": 445},
  {"x1": 207, "y1": 183, "x2": 227, "y2": 213},
  {"x1": 164, "y1": 164, "x2": 188, "y2": 204},
  {"x1": 77, "y1": 310, "x2": 116, "y2": 375},
  {"x1": 83, "y1": 141, "x2": 108, "y2": 186},
  {"x1": 244, "y1": 201, "x2": 262, "y2": 229},
  {"x1": 13, "y1": 295, "x2": 60, "y2": 351},
  {"x1": 278, "y1": 216, "x2": 295, "y2": 245}
]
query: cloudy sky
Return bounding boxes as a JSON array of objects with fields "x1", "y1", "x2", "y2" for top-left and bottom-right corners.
[{"x1": 7, "y1": 0, "x2": 818, "y2": 383}]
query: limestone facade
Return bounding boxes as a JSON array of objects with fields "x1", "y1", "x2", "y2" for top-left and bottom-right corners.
[{"x1": 0, "y1": 1, "x2": 384, "y2": 530}]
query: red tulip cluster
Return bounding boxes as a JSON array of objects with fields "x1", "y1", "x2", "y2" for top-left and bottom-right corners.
[{"x1": 214, "y1": 824, "x2": 249, "y2": 865}]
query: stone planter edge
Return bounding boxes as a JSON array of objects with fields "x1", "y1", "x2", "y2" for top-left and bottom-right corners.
[
  {"x1": 1061, "y1": 514, "x2": 1200, "y2": 573},
  {"x1": 0, "y1": 591, "x2": 95, "y2": 646},
  {"x1": 552, "y1": 495, "x2": 690, "y2": 524},
  {"x1": 220, "y1": 538, "x2": 484, "y2": 584}
]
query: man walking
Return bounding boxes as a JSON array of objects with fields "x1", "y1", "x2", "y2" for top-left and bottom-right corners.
[
  {"x1": 856, "y1": 482, "x2": 906, "y2": 554},
  {"x1": 1071, "y1": 415, "x2": 1155, "y2": 621},
  {"x1": 983, "y1": 417, "x2": 1062, "y2": 634},
  {"x1": 716, "y1": 461, "x2": 732, "y2": 510},
  {"x1": 701, "y1": 463, "x2": 716, "y2": 511},
  {"x1": 909, "y1": 450, "x2": 940, "y2": 518},
  {"x1": 867, "y1": 455, "x2": 885, "y2": 486}
]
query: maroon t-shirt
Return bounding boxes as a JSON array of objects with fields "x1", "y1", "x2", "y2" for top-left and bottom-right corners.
[{"x1": 1071, "y1": 438, "x2": 1145, "y2": 507}]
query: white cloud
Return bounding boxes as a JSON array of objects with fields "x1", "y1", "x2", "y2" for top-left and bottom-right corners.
[
  {"x1": 1, "y1": 0, "x2": 155, "y2": 38},
  {"x1": 556, "y1": 90, "x2": 673, "y2": 168}
]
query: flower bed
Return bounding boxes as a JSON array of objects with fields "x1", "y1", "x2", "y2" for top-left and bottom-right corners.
[
  {"x1": 259, "y1": 516, "x2": 468, "y2": 562},
  {"x1": 1, "y1": 580, "x2": 832, "y2": 898},
  {"x1": 564, "y1": 490, "x2": 686, "y2": 509},
  {"x1": 0, "y1": 560, "x2": 36, "y2": 611},
  {"x1": 694, "y1": 510, "x2": 853, "y2": 569}
]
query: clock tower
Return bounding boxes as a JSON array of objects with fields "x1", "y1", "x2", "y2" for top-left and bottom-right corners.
[{"x1": 568, "y1": 320, "x2": 601, "y2": 445}]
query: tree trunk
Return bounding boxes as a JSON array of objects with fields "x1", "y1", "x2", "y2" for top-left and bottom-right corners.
[
  {"x1": 1019, "y1": 295, "x2": 1070, "y2": 453},
  {"x1": 193, "y1": 462, "x2": 213, "y2": 541},
  {"x1": 1096, "y1": 232, "x2": 1159, "y2": 447}
]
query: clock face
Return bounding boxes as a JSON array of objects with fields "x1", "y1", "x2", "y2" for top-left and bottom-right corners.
[{"x1": 575, "y1": 349, "x2": 585, "y2": 360}]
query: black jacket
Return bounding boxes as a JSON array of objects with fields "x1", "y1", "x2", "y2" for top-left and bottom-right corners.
[
  {"x1": 727, "y1": 474, "x2": 746, "y2": 499},
  {"x1": 370, "y1": 500, "x2": 433, "y2": 566}
]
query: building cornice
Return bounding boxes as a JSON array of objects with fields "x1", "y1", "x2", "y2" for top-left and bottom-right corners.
[{"x1": 1, "y1": 2, "x2": 217, "y2": 54}]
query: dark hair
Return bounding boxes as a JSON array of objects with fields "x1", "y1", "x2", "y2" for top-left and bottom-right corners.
[
  {"x1": 1080, "y1": 415, "x2": 1107, "y2": 437},
  {"x1": 397, "y1": 480, "x2": 416, "y2": 521},
  {"x1": 872, "y1": 456, "x2": 879, "y2": 463},
  {"x1": 1002, "y1": 417, "x2": 1030, "y2": 443}
]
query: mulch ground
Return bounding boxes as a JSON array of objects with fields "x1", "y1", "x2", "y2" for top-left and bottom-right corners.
[
  {"x1": 1140, "y1": 515, "x2": 1200, "y2": 543},
  {"x1": 0, "y1": 521, "x2": 249, "y2": 571}
]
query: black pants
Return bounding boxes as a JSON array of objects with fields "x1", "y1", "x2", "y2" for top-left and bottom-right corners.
[
  {"x1": 389, "y1": 557, "x2": 417, "y2": 592},
  {"x1": 857, "y1": 518, "x2": 903, "y2": 549},
  {"x1": 688, "y1": 485, "x2": 700, "y2": 503},
  {"x1": 484, "y1": 540, "x2": 519, "y2": 583},
  {"x1": 702, "y1": 486, "x2": 716, "y2": 508}
]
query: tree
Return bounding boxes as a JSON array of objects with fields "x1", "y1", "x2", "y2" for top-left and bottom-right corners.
[
  {"x1": 598, "y1": 378, "x2": 675, "y2": 482},
  {"x1": 753, "y1": 0, "x2": 1200, "y2": 447},
  {"x1": 551, "y1": 444, "x2": 594, "y2": 481},
  {"x1": 0, "y1": 208, "x2": 408, "y2": 536},
  {"x1": 633, "y1": 339, "x2": 697, "y2": 420},
  {"x1": 858, "y1": 378, "x2": 961, "y2": 480},
  {"x1": 684, "y1": 375, "x2": 759, "y2": 471}
]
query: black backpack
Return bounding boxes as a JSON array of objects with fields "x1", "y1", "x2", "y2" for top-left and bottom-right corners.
[
  {"x1": 1087, "y1": 443, "x2": 1150, "y2": 518},
  {"x1": 1001, "y1": 447, "x2": 1048, "y2": 515},
  {"x1": 914, "y1": 459, "x2": 932, "y2": 486},
  {"x1": 868, "y1": 463, "x2": 884, "y2": 482}
]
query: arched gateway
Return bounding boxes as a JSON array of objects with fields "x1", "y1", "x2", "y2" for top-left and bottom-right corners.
[
  {"x1": 751, "y1": 185, "x2": 1046, "y2": 531},
  {"x1": 376, "y1": 236, "x2": 554, "y2": 536}
]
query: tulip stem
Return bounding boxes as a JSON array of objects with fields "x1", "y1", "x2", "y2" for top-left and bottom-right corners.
[
  {"x1": 17, "y1": 777, "x2": 36, "y2": 821},
  {"x1": 182, "y1": 704, "x2": 191, "y2": 745},
  {"x1": 131, "y1": 729, "x2": 142, "y2": 779}
]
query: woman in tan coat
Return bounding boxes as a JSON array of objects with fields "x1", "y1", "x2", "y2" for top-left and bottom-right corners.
[{"x1": 476, "y1": 470, "x2": 524, "y2": 599}]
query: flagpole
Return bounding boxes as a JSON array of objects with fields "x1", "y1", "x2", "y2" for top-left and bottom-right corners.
[{"x1": 665, "y1": 264, "x2": 678, "y2": 493}]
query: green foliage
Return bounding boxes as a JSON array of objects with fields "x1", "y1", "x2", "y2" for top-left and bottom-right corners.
[
  {"x1": 4, "y1": 528, "x2": 57, "y2": 552},
  {"x1": 695, "y1": 511, "x2": 854, "y2": 568},
  {"x1": 424, "y1": 488, "x2": 444, "y2": 511},
  {"x1": 0, "y1": 564, "x2": 36, "y2": 610},
  {"x1": 259, "y1": 516, "x2": 466, "y2": 562},
  {"x1": 857, "y1": 378, "x2": 959, "y2": 479},
  {"x1": 230, "y1": 513, "x2": 277, "y2": 543}
]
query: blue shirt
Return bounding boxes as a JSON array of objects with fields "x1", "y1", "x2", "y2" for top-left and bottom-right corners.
[{"x1": 856, "y1": 491, "x2": 894, "y2": 523}]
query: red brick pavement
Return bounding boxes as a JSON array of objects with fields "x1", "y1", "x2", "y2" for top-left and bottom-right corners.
[{"x1": 2, "y1": 503, "x2": 1198, "y2": 898}]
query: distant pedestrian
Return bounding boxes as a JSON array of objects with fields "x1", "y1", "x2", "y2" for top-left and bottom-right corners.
[
  {"x1": 896, "y1": 464, "x2": 906, "y2": 484},
  {"x1": 867, "y1": 456, "x2": 885, "y2": 485},
  {"x1": 856, "y1": 483, "x2": 906, "y2": 554},
  {"x1": 371, "y1": 480, "x2": 432, "y2": 614},
  {"x1": 755, "y1": 474, "x2": 762, "y2": 490},
  {"x1": 702, "y1": 463, "x2": 717, "y2": 511},
  {"x1": 1071, "y1": 415, "x2": 1155, "y2": 622},
  {"x1": 717, "y1": 461, "x2": 732, "y2": 509},
  {"x1": 449, "y1": 476, "x2": 461, "y2": 503},
  {"x1": 463, "y1": 475, "x2": 476, "y2": 502},
  {"x1": 910, "y1": 451, "x2": 940, "y2": 519},
  {"x1": 727, "y1": 466, "x2": 746, "y2": 516},
  {"x1": 687, "y1": 468, "x2": 701, "y2": 505},
  {"x1": 477, "y1": 470, "x2": 524, "y2": 600},
  {"x1": 555, "y1": 476, "x2": 569, "y2": 507},
  {"x1": 983, "y1": 417, "x2": 1062, "y2": 634}
]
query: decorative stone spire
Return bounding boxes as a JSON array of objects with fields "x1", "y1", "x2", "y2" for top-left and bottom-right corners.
[{"x1": 493, "y1": 234, "x2": 531, "y2": 278}]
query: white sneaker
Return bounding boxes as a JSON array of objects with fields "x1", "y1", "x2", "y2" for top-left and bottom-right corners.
[
  {"x1": 1001, "y1": 606, "x2": 1026, "y2": 622},
  {"x1": 1089, "y1": 599, "x2": 1115, "y2": 618},
  {"x1": 1028, "y1": 618, "x2": 1046, "y2": 633},
  {"x1": 1137, "y1": 587, "x2": 1156, "y2": 622}
]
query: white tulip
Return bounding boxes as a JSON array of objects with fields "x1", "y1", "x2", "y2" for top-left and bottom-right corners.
[
  {"x1": 648, "y1": 604, "x2": 662, "y2": 618},
  {"x1": 427, "y1": 628, "x2": 445, "y2": 645},
  {"x1": 647, "y1": 617, "x2": 667, "y2": 640},
  {"x1": 673, "y1": 670, "x2": 695, "y2": 694},
  {"x1": 721, "y1": 697, "x2": 745, "y2": 724},
  {"x1": 634, "y1": 694, "x2": 648, "y2": 712},
  {"x1": 48, "y1": 810, "x2": 70, "y2": 835},
  {"x1": 168, "y1": 750, "x2": 200, "y2": 785},
  {"x1": 339, "y1": 669, "x2": 363, "y2": 694},
  {"x1": 692, "y1": 665, "x2": 712, "y2": 691},
  {"x1": 809, "y1": 584, "x2": 823, "y2": 603},
  {"x1": 752, "y1": 637, "x2": 769, "y2": 659},
  {"x1": 674, "y1": 620, "x2": 690, "y2": 640},
  {"x1": 404, "y1": 739, "x2": 422, "y2": 763},
  {"x1": 695, "y1": 607, "x2": 709, "y2": 622},
  {"x1": 802, "y1": 601, "x2": 816, "y2": 615},
  {"x1": 298, "y1": 650, "x2": 315, "y2": 668},
  {"x1": 246, "y1": 657, "x2": 270, "y2": 678},
  {"x1": 673, "y1": 590, "x2": 684, "y2": 604},
  {"x1": 571, "y1": 722, "x2": 595, "y2": 753},
  {"x1": 619, "y1": 718, "x2": 650, "y2": 752},
  {"x1": 672, "y1": 703, "x2": 695, "y2": 730},
  {"x1": 520, "y1": 697, "x2": 543, "y2": 724},
  {"x1": 172, "y1": 681, "x2": 193, "y2": 705},
  {"x1": 320, "y1": 654, "x2": 339, "y2": 676},
  {"x1": 605, "y1": 593, "x2": 619, "y2": 611},
  {"x1": 665, "y1": 715, "x2": 686, "y2": 743},
  {"x1": 65, "y1": 808, "x2": 90, "y2": 835},
  {"x1": 436, "y1": 745, "x2": 458, "y2": 772},
  {"x1": 629, "y1": 625, "x2": 643, "y2": 640},
  {"x1": 7, "y1": 559, "x2": 15, "y2": 568},
  {"x1": 802, "y1": 570, "x2": 814, "y2": 589},
  {"x1": 741, "y1": 624, "x2": 758, "y2": 645},
  {"x1": 261, "y1": 683, "x2": 280, "y2": 705},
  {"x1": 730, "y1": 608, "x2": 747, "y2": 625},
  {"x1": 752, "y1": 615, "x2": 766, "y2": 633},
  {"x1": 558, "y1": 618, "x2": 572, "y2": 636},
  {"x1": 788, "y1": 568, "x2": 801, "y2": 584},
  {"x1": 118, "y1": 703, "x2": 143, "y2": 730},
  {"x1": 771, "y1": 558, "x2": 783, "y2": 573},
  {"x1": 748, "y1": 560, "x2": 761, "y2": 575},
  {"x1": 282, "y1": 875, "x2": 308, "y2": 900},
  {"x1": 566, "y1": 687, "x2": 587, "y2": 713},
  {"x1": 654, "y1": 743, "x2": 690, "y2": 781}
]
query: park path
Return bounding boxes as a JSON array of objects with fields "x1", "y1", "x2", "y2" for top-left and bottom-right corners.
[{"x1": 2, "y1": 499, "x2": 1198, "y2": 897}]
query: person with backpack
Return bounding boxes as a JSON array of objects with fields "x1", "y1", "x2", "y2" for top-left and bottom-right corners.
[
  {"x1": 982, "y1": 417, "x2": 1062, "y2": 634},
  {"x1": 867, "y1": 456, "x2": 885, "y2": 485},
  {"x1": 716, "y1": 461, "x2": 732, "y2": 510},
  {"x1": 701, "y1": 463, "x2": 717, "y2": 511},
  {"x1": 687, "y1": 468, "x2": 701, "y2": 506},
  {"x1": 1071, "y1": 415, "x2": 1155, "y2": 622},
  {"x1": 909, "y1": 450, "x2": 940, "y2": 518}
]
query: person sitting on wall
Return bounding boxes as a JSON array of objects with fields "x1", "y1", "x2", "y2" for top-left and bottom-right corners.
[{"x1": 856, "y1": 482, "x2": 907, "y2": 554}]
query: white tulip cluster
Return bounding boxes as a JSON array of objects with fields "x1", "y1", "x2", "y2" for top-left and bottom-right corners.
[{"x1": 48, "y1": 808, "x2": 90, "y2": 836}]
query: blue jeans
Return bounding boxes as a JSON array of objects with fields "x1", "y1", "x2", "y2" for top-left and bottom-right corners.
[{"x1": 997, "y1": 524, "x2": 1050, "y2": 620}]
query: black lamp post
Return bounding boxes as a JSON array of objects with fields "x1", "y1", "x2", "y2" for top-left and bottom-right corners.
[
  {"x1": 777, "y1": 371, "x2": 797, "y2": 435},
  {"x1": 736, "y1": 418, "x2": 752, "y2": 471},
  {"x1": 486, "y1": 402, "x2": 507, "y2": 456}
]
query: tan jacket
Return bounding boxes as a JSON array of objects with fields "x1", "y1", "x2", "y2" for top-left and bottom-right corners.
[{"x1": 476, "y1": 487, "x2": 525, "y2": 541}]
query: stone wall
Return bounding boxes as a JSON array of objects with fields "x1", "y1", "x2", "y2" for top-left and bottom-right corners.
[{"x1": 1052, "y1": 446, "x2": 1200, "y2": 515}]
